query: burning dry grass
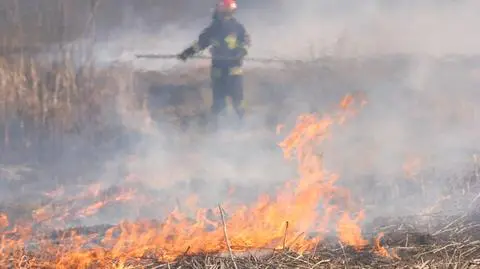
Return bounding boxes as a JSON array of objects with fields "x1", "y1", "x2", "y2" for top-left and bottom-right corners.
[
  {"x1": 0, "y1": 95, "x2": 371, "y2": 268},
  {"x1": 0, "y1": 50, "x2": 479, "y2": 268},
  {"x1": 2, "y1": 213, "x2": 480, "y2": 268},
  {"x1": 0, "y1": 91, "x2": 478, "y2": 268},
  {"x1": 1, "y1": 2, "x2": 480, "y2": 268}
]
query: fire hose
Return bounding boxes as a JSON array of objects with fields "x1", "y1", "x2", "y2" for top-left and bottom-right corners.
[{"x1": 135, "y1": 53, "x2": 308, "y2": 64}]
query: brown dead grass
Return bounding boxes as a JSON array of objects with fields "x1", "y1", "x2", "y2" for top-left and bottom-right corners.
[{"x1": 0, "y1": 55, "x2": 133, "y2": 163}]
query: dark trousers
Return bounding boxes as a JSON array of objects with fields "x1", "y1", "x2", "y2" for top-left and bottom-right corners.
[{"x1": 210, "y1": 66, "x2": 245, "y2": 120}]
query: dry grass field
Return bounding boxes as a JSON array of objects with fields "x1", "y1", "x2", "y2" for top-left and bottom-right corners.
[{"x1": 0, "y1": 1, "x2": 480, "y2": 268}]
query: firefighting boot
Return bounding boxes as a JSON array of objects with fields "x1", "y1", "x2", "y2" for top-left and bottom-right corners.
[{"x1": 232, "y1": 102, "x2": 245, "y2": 129}]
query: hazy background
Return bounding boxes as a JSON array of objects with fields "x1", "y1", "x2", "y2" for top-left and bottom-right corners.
[
  {"x1": 114, "y1": 1, "x2": 480, "y2": 227},
  {"x1": 1, "y1": 0, "x2": 480, "y2": 229}
]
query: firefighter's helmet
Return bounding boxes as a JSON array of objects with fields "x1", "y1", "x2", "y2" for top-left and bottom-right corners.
[{"x1": 216, "y1": 0, "x2": 237, "y2": 13}]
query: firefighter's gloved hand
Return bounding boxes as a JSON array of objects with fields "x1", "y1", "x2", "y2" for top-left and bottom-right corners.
[
  {"x1": 177, "y1": 47, "x2": 196, "y2": 62},
  {"x1": 177, "y1": 51, "x2": 189, "y2": 61}
]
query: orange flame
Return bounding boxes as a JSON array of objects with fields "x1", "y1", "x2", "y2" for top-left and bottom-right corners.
[
  {"x1": 374, "y1": 232, "x2": 400, "y2": 259},
  {"x1": 77, "y1": 188, "x2": 136, "y2": 218},
  {"x1": 403, "y1": 155, "x2": 422, "y2": 179},
  {"x1": 0, "y1": 95, "x2": 374, "y2": 266},
  {"x1": 337, "y1": 211, "x2": 368, "y2": 250},
  {"x1": 0, "y1": 213, "x2": 8, "y2": 229}
]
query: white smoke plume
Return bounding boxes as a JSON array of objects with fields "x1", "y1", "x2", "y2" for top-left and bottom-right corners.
[{"x1": 45, "y1": 0, "x2": 480, "y2": 227}]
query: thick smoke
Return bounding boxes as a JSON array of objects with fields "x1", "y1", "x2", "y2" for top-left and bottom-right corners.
[
  {"x1": 99, "y1": 0, "x2": 480, "y2": 65},
  {"x1": 71, "y1": 0, "x2": 480, "y2": 226}
]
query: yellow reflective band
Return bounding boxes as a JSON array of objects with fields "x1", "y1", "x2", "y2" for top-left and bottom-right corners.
[
  {"x1": 224, "y1": 34, "x2": 238, "y2": 49},
  {"x1": 240, "y1": 100, "x2": 247, "y2": 109},
  {"x1": 230, "y1": 67, "x2": 243, "y2": 75}
]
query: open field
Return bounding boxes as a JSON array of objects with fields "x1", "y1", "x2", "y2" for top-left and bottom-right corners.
[
  {"x1": 1, "y1": 1, "x2": 480, "y2": 268},
  {"x1": 1, "y1": 54, "x2": 480, "y2": 268}
]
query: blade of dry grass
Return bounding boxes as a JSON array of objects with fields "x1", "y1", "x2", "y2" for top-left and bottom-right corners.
[{"x1": 218, "y1": 204, "x2": 238, "y2": 269}]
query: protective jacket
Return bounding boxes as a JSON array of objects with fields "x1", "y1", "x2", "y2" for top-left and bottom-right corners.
[{"x1": 180, "y1": 14, "x2": 250, "y2": 69}]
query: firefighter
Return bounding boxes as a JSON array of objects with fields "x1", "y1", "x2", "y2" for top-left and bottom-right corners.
[{"x1": 177, "y1": 0, "x2": 250, "y2": 127}]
